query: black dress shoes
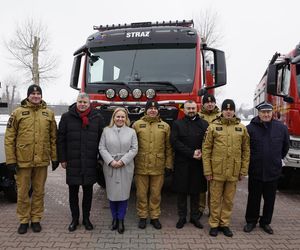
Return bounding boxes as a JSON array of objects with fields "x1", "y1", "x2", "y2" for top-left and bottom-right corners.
[
  {"x1": 18, "y1": 223, "x2": 29, "y2": 234},
  {"x1": 176, "y1": 217, "x2": 187, "y2": 229},
  {"x1": 150, "y1": 219, "x2": 162, "y2": 229},
  {"x1": 219, "y1": 226, "x2": 233, "y2": 237},
  {"x1": 68, "y1": 219, "x2": 79, "y2": 232},
  {"x1": 260, "y1": 224, "x2": 274, "y2": 234},
  {"x1": 111, "y1": 219, "x2": 118, "y2": 231},
  {"x1": 118, "y1": 219, "x2": 125, "y2": 234},
  {"x1": 209, "y1": 227, "x2": 218, "y2": 237},
  {"x1": 190, "y1": 218, "x2": 203, "y2": 229},
  {"x1": 138, "y1": 218, "x2": 147, "y2": 229},
  {"x1": 31, "y1": 222, "x2": 42, "y2": 233},
  {"x1": 244, "y1": 223, "x2": 256, "y2": 233},
  {"x1": 83, "y1": 218, "x2": 93, "y2": 230}
]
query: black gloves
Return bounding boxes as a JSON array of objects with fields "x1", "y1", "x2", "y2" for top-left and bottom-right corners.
[
  {"x1": 164, "y1": 168, "x2": 173, "y2": 177},
  {"x1": 52, "y1": 161, "x2": 59, "y2": 171},
  {"x1": 6, "y1": 164, "x2": 18, "y2": 179}
]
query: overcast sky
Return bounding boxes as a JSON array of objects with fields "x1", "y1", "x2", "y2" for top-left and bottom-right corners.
[{"x1": 0, "y1": 0, "x2": 299, "y2": 108}]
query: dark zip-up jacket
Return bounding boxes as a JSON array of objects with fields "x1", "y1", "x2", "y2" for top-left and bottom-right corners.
[{"x1": 246, "y1": 116, "x2": 289, "y2": 181}]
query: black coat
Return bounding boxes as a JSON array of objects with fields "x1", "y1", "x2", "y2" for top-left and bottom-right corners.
[
  {"x1": 246, "y1": 116, "x2": 289, "y2": 181},
  {"x1": 171, "y1": 115, "x2": 208, "y2": 194},
  {"x1": 57, "y1": 104, "x2": 104, "y2": 185}
]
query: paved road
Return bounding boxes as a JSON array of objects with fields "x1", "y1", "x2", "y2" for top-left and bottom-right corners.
[{"x1": 1, "y1": 168, "x2": 300, "y2": 250}]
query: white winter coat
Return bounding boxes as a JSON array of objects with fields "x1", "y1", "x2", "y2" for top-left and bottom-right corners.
[{"x1": 99, "y1": 125, "x2": 138, "y2": 201}]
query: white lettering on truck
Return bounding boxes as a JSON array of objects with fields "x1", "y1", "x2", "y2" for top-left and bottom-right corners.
[{"x1": 126, "y1": 31, "x2": 150, "y2": 38}]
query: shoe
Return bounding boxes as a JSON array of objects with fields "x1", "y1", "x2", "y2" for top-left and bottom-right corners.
[
  {"x1": 243, "y1": 223, "x2": 256, "y2": 233},
  {"x1": 68, "y1": 219, "x2": 79, "y2": 232},
  {"x1": 209, "y1": 227, "x2": 218, "y2": 237},
  {"x1": 138, "y1": 218, "x2": 147, "y2": 229},
  {"x1": 260, "y1": 224, "x2": 273, "y2": 234},
  {"x1": 150, "y1": 219, "x2": 162, "y2": 229},
  {"x1": 176, "y1": 217, "x2": 187, "y2": 229},
  {"x1": 111, "y1": 219, "x2": 118, "y2": 231},
  {"x1": 118, "y1": 219, "x2": 125, "y2": 234},
  {"x1": 219, "y1": 226, "x2": 233, "y2": 237},
  {"x1": 190, "y1": 218, "x2": 203, "y2": 229},
  {"x1": 18, "y1": 223, "x2": 29, "y2": 234},
  {"x1": 83, "y1": 218, "x2": 93, "y2": 230},
  {"x1": 31, "y1": 222, "x2": 42, "y2": 233}
]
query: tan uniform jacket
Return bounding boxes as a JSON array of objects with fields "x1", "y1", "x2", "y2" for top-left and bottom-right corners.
[
  {"x1": 5, "y1": 99, "x2": 57, "y2": 168},
  {"x1": 199, "y1": 106, "x2": 221, "y2": 124},
  {"x1": 202, "y1": 116, "x2": 250, "y2": 181},
  {"x1": 133, "y1": 115, "x2": 173, "y2": 175}
]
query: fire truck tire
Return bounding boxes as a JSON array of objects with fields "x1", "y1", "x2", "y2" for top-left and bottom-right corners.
[{"x1": 4, "y1": 183, "x2": 17, "y2": 203}]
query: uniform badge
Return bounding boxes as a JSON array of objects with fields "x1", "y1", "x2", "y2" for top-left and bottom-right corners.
[
  {"x1": 235, "y1": 127, "x2": 242, "y2": 132},
  {"x1": 22, "y1": 111, "x2": 30, "y2": 116},
  {"x1": 158, "y1": 125, "x2": 164, "y2": 129},
  {"x1": 216, "y1": 127, "x2": 223, "y2": 131},
  {"x1": 139, "y1": 124, "x2": 146, "y2": 128},
  {"x1": 42, "y1": 112, "x2": 49, "y2": 117},
  {"x1": 7, "y1": 116, "x2": 14, "y2": 128}
]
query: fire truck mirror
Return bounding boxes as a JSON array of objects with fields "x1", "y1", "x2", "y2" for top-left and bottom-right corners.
[{"x1": 266, "y1": 64, "x2": 278, "y2": 95}]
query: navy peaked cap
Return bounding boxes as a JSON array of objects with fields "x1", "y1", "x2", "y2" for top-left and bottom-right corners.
[{"x1": 256, "y1": 102, "x2": 273, "y2": 111}]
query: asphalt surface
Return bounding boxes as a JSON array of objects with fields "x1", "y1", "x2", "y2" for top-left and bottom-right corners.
[{"x1": 0, "y1": 167, "x2": 300, "y2": 250}]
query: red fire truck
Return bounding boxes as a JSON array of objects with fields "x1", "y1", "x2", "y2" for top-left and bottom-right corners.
[
  {"x1": 69, "y1": 20, "x2": 227, "y2": 125},
  {"x1": 254, "y1": 43, "x2": 300, "y2": 188}
]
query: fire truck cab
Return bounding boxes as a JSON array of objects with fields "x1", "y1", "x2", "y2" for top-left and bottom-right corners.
[
  {"x1": 254, "y1": 43, "x2": 300, "y2": 188},
  {"x1": 70, "y1": 20, "x2": 227, "y2": 125}
]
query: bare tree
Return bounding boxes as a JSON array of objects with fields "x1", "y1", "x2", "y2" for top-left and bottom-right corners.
[
  {"x1": 194, "y1": 9, "x2": 223, "y2": 48},
  {"x1": 4, "y1": 18, "x2": 58, "y2": 85},
  {"x1": 1, "y1": 77, "x2": 21, "y2": 113}
]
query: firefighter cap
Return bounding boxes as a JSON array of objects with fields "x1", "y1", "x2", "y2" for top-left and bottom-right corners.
[
  {"x1": 145, "y1": 100, "x2": 159, "y2": 111},
  {"x1": 256, "y1": 101, "x2": 273, "y2": 111},
  {"x1": 27, "y1": 84, "x2": 42, "y2": 97},
  {"x1": 202, "y1": 94, "x2": 216, "y2": 104},
  {"x1": 221, "y1": 99, "x2": 235, "y2": 111}
]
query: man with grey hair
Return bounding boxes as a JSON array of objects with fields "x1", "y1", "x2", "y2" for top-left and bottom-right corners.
[{"x1": 57, "y1": 92, "x2": 104, "y2": 232}]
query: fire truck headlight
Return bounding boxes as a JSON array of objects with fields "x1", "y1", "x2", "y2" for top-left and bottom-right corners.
[
  {"x1": 145, "y1": 88, "x2": 156, "y2": 99},
  {"x1": 132, "y1": 88, "x2": 142, "y2": 99},
  {"x1": 118, "y1": 88, "x2": 129, "y2": 99},
  {"x1": 105, "y1": 88, "x2": 115, "y2": 99}
]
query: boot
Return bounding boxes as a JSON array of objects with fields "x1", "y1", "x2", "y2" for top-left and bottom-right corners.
[
  {"x1": 31, "y1": 222, "x2": 42, "y2": 233},
  {"x1": 68, "y1": 219, "x2": 79, "y2": 232},
  {"x1": 18, "y1": 223, "x2": 29, "y2": 234},
  {"x1": 111, "y1": 219, "x2": 118, "y2": 231},
  {"x1": 82, "y1": 218, "x2": 93, "y2": 230},
  {"x1": 118, "y1": 219, "x2": 125, "y2": 234}
]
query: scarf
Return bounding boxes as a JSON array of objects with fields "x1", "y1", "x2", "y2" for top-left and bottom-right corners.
[{"x1": 76, "y1": 107, "x2": 91, "y2": 128}]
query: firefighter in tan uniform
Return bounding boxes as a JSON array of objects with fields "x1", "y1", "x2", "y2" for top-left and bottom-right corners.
[
  {"x1": 5, "y1": 85, "x2": 58, "y2": 234},
  {"x1": 133, "y1": 100, "x2": 173, "y2": 230},
  {"x1": 198, "y1": 94, "x2": 221, "y2": 216},
  {"x1": 202, "y1": 99, "x2": 250, "y2": 237}
]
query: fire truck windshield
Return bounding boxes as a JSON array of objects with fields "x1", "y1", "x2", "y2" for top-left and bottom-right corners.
[{"x1": 86, "y1": 47, "x2": 196, "y2": 93}]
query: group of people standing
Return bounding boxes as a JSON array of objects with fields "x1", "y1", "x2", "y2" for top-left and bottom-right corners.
[{"x1": 4, "y1": 84, "x2": 289, "y2": 237}]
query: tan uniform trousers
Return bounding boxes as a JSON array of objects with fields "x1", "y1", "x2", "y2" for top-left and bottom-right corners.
[
  {"x1": 209, "y1": 179, "x2": 237, "y2": 228},
  {"x1": 15, "y1": 166, "x2": 48, "y2": 224},
  {"x1": 135, "y1": 174, "x2": 164, "y2": 219}
]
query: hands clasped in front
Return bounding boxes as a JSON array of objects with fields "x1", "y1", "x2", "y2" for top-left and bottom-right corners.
[
  {"x1": 193, "y1": 149, "x2": 202, "y2": 160},
  {"x1": 110, "y1": 160, "x2": 124, "y2": 168}
]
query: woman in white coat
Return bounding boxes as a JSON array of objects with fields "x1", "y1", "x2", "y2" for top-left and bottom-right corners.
[{"x1": 99, "y1": 108, "x2": 138, "y2": 234}]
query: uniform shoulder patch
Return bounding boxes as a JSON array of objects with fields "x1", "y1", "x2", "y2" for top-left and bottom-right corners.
[
  {"x1": 216, "y1": 126, "x2": 223, "y2": 131},
  {"x1": 158, "y1": 124, "x2": 164, "y2": 129},
  {"x1": 7, "y1": 117, "x2": 14, "y2": 128},
  {"x1": 42, "y1": 112, "x2": 49, "y2": 117},
  {"x1": 235, "y1": 127, "x2": 242, "y2": 132},
  {"x1": 22, "y1": 111, "x2": 30, "y2": 116},
  {"x1": 139, "y1": 124, "x2": 146, "y2": 128}
]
